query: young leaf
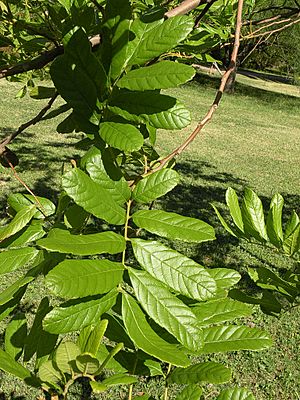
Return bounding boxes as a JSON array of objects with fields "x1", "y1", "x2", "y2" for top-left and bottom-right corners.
[
  {"x1": 83, "y1": 319, "x2": 108, "y2": 355},
  {"x1": 133, "y1": 169, "x2": 179, "y2": 203},
  {"x1": 43, "y1": 290, "x2": 118, "y2": 334},
  {"x1": 266, "y1": 193, "x2": 284, "y2": 247},
  {"x1": 96, "y1": 344, "x2": 127, "y2": 373},
  {"x1": 216, "y1": 387, "x2": 255, "y2": 400},
  {"x1": 283, "y1": 211, "x2": 300, "y2": 255},
  {"x1": 5, "y1": 313, "x2": 27, "y2": 360},
  {"x1": 199, "y1": 325, "x2": 272, "y2": 353},
  {"x1": 129, "y1": 268, "x2": 204, "y2": 352},
  {"x1": 109, "y1": 92, "x2": 191, "y2": 130},
  {"x1": 117, "y1": 61, "x2": 195, "y2": 91},
  {"x1": 55, "y1": 341, "x2": 81, "y2": 375},
  {"x1": 144, "y1": 360, "x2": 164, "y2": 377},
  {"x1": 62, "y1": 168, "x2": 126, "y2": 225},
  {"x1": 131, "y1": 239, "x2": 216, "y2": 301},
  {"x1": 99, "y1": 122, "x2": 144, "y2": 152},
  {"x1": 122, "y1": 293, "x2": 190, "y2": 367},
  {"x1": 168, "y1": 362, "x2": 232, "y2": 384},
  {"x1": 76, "y1": 353, "x2": 100, "y2": 375},
  {"x1": 241, "y1": 188, "x2": 268, "y2": 242},
  {"x1": 102, "y1": 373, "x2": 138, "y2": 386},
  {"x1": 38, "y1": 360, "x2": 62, "y2": 386},
  {"x1": 211, "y1": 204, "x2": 240, "y2": 238},
  {"x1": 192, "y1": 298, "x2": 253, "y2": 326},
  {"x1": 0, "y1": 205, "x2": 36, "y2": 242},
  {"x1": 175, "y1": 384, "x2": 203, "y2": 400},
  {"x1": 225, "y1": 187, "x2": 244, "y2": 232},
  {"x1": 37, "y1": 229, "x2": 126, "y2": 255},
  {"x1": 90, "y1": 381, "x2": 108, "y2": 393},
  {"x1": 128, "y1": 15, "x2": 194, "y2": 66},
  {"x1": 132, "y1": 209, "x2": 215, "y2": 242},
  {"x1": 45, "y1": 259, "x2": 124, "y2": 299},
  {"x1": 0, "y1": 247, "x2": 39, "y2": 275}
]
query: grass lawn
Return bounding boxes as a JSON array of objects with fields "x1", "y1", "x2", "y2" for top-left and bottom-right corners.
[{"x1": 0, "y1": 74, "x2": 300, "y2": 399}]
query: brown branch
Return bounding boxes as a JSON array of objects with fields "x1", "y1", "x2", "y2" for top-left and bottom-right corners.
[
  {"x1": 0, "y1": 92, "x2": 58, "y2": 156},
  {"x1": 164, "y1": 0, "x2": 206, "y2": 18},
  {"x1": 194, "y1": 0, "x2": 218, "y2": 28},
  {"x1": 149, "y1": 0, "x2": 244, "y2": 174},
  {"x1": 245, "y1": 15, "x2": 300, "y2": 39},
  {"x1": 244, "y1": 12, "x2": 300, "y2": 37}
]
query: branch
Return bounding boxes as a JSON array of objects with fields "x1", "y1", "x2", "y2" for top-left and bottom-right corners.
[
  {"x1": 245, "y1": 15, "x2": 300, "y2": 39},
  {"x1": 0, "y1": 92, "x2": 58, "y2": 156},
  {"x1": 194, "y1": 0, "x2": 218, "y2": 28},
  {"x1": 150, "y1": 0, "x2": 244, "y2": 173},
  {"x1": 164, "y1": 0, "x2": 206, "y2": 18}
]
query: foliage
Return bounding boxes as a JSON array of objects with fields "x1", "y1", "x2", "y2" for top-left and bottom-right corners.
[
  {"x1": 0, "y1": 1, "x2": 276, "y2": 399},
  {"x1": 214, "y1": 187, "x2": 300, "y2": 314}
]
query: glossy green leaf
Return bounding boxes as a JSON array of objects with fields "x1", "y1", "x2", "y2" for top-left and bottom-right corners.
[
  {"x1": 76, "y1": 353, "x2": 100, "y2": 374},
  {"x1": 43, "y1": 290, "x2": 118, "y2": 334},
  {"x1": 117, "y1": 61, "x2": 195, "y2": 91},
  {"x1": 0, "y1": 247, "x2": 39, "y2": 275},
  {"x1": 133, "y1": 169, "x2": 179, "y2": 203},
  {"x1": 132, "y1": 209, "x2": 215, "y2": 242},
  {"x1": 99, "y1": 122, "x2": 144, "y2": 152},
  {"x1": 168, "y1": 362, "x2": 231, "y2": 384},
  {"x1": 211, "y1": 204, "x2": 240, "y2": 238},
  {"x1": 128, "y1": 15, "x2": 194, "y2": 66},
  {"x1": 131, "y1": 239, "x2": 216, "y2": 301},
  {"x1": 175, "y1": 384, "x2": 203, "y2": 400},
  {"x1": 62, "y1": 168, "x2": 126, "y2": 225},
  {"x1": 0, "y1": 221, "x2": 45, "y2": 249},
  {"x1": 217, "y1": 387, "x2": 255, "y2": 400},
  {"x1": 102, "y1": 373, "x2": 138, "y2": 386},
  {"x1": 109, "y1": 92, "x2": 191, "y2": 130},
  {"x1": 5, "y1": 313, "x2": 27, "y2": 360},
  {"x1": 96, "y1": 342, "x2": 124, "y2": 373},
  {"x1": 266, "y1": 193, "x2": 284, "y2": 247},
  {"x1": 38, "y1": 360, "x2": 62, "y2": 386},
  {"x1": 96, "y1": 344, "x2": 127, "y2": 373},
  {"x1": 24, "y1": 298, "x2": 58, "y2": 364},
  {"x1": 122, "y1": 293, "x2": 190, "y2": 367},
  {"x1": 45, "y1": 259, "x2": 124, "y2": 299},
  {"x1": 129, "y1": 268, "x2": 203, "y2": 352},
  {"x1": 144, "y1": 360, "x2": 164, "y2": 377},
  {"x1": 241, "y1": 188, "x2": 268, "y2": 242},
  {"x1": 55, "y1": 341, "x2": 81, "y2": 374},
  {"x1": 0, "y1": 205, "x2": 36, "y2": 242},
  {"x1": 83, "y1": 320, "x2": 108, "y2": 355},
  {"x1": 192, "y1": 298, "x2": 253, "y2": 326},
  {"x1": 283, "y1": 211, "x2": 300, "y2": 255},
  {"x1": 37, "y1": 229, "x2": 125, "y2": 255},
  {"x1": 8, "y1": 193, "x2": 55, "y2": 219},
  {"x1": 226, "y1": 187, "x2": 244, "y2": 233},
  {"x1": 209, "y1": 268, "x2": 241, "y2": 297},
  {"x1": 0, "y1": 348, "x2": 32, "y2": 381},
  {"x1": 199, "y1": 325, "x2": 272, "y2": 353}
]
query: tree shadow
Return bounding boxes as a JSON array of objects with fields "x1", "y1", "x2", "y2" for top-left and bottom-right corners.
[{"x1": 0, "y1": 394, "x2": 26, "y2": 400}]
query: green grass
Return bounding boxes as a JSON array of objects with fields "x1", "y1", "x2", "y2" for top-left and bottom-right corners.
[{"x1": 0, "y1": 74, "x2": 300, "y2": 399}]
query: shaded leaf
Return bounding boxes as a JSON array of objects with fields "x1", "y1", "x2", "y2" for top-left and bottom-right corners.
[
  {"x1": 5, "y1": 313, "x2": 27, "y2": 360},
  {"x1": 8, "y1": 193, "x2": 55, "y2": 219},
  {"x1": 0, "y1": 348, "x2": 33, "y2": 381},
  {"x1": 0, "y1": 247, "x2": 39, "y2": 275},
  {"x1": 76, "y1": 353, "x2": 100, "y2": 374},
  {"x1": 55, "y1": 341, "x2": 80, "y2": 374},
  {"x1": 38, "y1": 360, "x2": 62, "y2": 386},
  {"x1": 102, "y1": 373, "x2": 138, "y2": 386},
  {"x1": 0, "y1": 205, "x2": 36, "y2": 242},
  {"x1": 175, "y1": 384, "x2": 203, "y2": 400}
]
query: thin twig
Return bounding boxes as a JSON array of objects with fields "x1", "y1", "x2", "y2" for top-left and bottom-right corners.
[
  {"x1": 194, "y1": 0, "x2": 218, "y2": 28},
  {"x1": 165, "y1": 0, "x2": 206, "y2": 18},
  {"x1": 0, "y1": 92, "x2": 58, "y2": 156},
  {"x1": 149, "y1": 0, "x2": 244, "y2": 174}
]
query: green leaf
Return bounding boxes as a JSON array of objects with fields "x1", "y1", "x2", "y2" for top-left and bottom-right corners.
[
  {"x1": 109, "y1": 92, "x2": 191, "y2": 130},
  {"x1": 76, "y1": 353, "x2": 100, "y2": 374},
  {"x1": 283, "y1": 211, "x2": 300, "y2": 255},
  {"x1": 37, "y1": 229, "x2": 126, "y2": 255},
  {"x1": 62, "y1": 168, "x2": 126, "y2": 225},
  {"x1": 129, "y1": 268, "x2": 203, "y2": 352},
  {"x1": 117, "y1": 61, "x2": 195, "y2": 91},
  {"x1": 175, "y1": 384, "x2": 203, "y2": 400},
  {"x1": 132, "y1": 209, "x2": 215, "y2": 243},
  {"x1": 0, "y1": 348, "x2": 32, "y2": 381},
  {"x1": 0, "y1": 288, "x2": 27, "y2": 323},
  {"x1": 83, "y1": 320, "x2": 108, "y2": 355},
  {"x1": 0, "y1": 205, "x2": 36, "y2": 242},
  {"x1": 199, "y1": 325, "x2": 272, "y2": 353},
  {"x1": 85, "y1": 147, "x2": 130, "y2": 204},
  {"x1": 192, "y1": 298, "x2": 253, "y2": 326},
  {"x1": 96, "y1": 344, "x2": 127, "y2": 373},
  {"x1": 216, "y1": 387, "x2": 255, "y2": 400},
  {"x1": 24, "y1": 298, "x2": 58, "y2": 364},
  {"x1": 0, "y1": 247, "x2": 39, "y2": 275},
  {"x1": 5, "y1": 313, "x2": 27, "y2": 360},
  {"x1": 38, "y1": 360, "x2": 62, "y2": 386},
  {"x1": 128, "y1": 15, "x2": 194, "y2": 66},
  {"x1": 29, "y1": 86, "x2": 56, "y2": 100},
  {"x1": 99, "y1": 122, "x2": 144, "y2": 152},
  {"x1": 131, "y1": 239, "x2": 216, "y2": 301},
  {"x1": 45, "y1": 259, "x2": 124, "y2": 299},
  {"x1": 133, "y1": 169, "x2": 179, "y2": 203},
  {"x1": 55, "y1": 341, "x2": 81, "y2": 374},
  {"x1": 226, "y1": 187, "x2": 244, "y2": 233},
  {"x1": 122, "y1": 293, "x2": 190, "y2": 367},
  {"x1": 209, "y1": 268, "x2": 241, "y2": 297},
  {"x1": 8, "y1": 193, "x2": 56, "y2": 219},
  {"x1": 144, "y1": 360, "x2": 164, "y2": 377},
  {"x1": 241, "y1": 188, "x2": 268, "y2": 242},
  {"x1": 211, "y1": 204, "x2": 240, "y2": 238},
  {"x1": 90, "y1": 381, "x2": 108, "y2": 393},
  {"x1": 266, "y1": 193, "x2": 284, "y2": 247},
  {"x1": 168, "y1": 362, "x2": 232, "y2": 384},
  {"x1": 102, "y1": 373, "x2": 138, "y2": 386},
  {"x1": 43, "y1": 290, "x2": 118, "y2": 334},
  {"x1": 0, "y1": 221, "x2": 45, "y2": 249}
]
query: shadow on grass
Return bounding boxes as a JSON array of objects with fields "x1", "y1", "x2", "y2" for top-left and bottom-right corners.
[{"x1": 0, "y1": 394, "x2": 26, "y2": 400}]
